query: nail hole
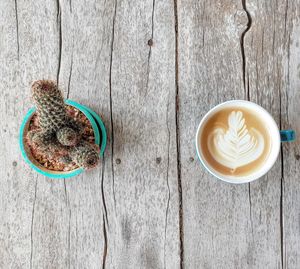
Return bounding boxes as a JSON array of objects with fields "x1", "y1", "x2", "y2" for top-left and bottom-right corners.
[
  {"x1": 156, "y1": 157, "x2": 161, "y2": 164},
  {"x1": 189, "y1": 157, "x2": 194, "y2": 162},
  {"x1": 12, "y1": 161, "x2": 17, "y2": 167},
  {"x1": 148, "y1": 39, "x2": 153, "y2": 46},
  {"x1": 116, "y1": 158, "x2": 121, "y2": 164},
  {"x1": 296, "y1": 154, "x2": 300, "y2": 161}
]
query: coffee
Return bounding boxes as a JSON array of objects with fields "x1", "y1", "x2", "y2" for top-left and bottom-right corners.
[{"x1": 199, "y1": 107, "x2": 272, "y2": 177}]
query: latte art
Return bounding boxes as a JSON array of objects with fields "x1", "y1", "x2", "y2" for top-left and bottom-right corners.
[
  {"x1": 199, "y1": 103, "x2": 273, "y2": 178},
  {"x1": 207, "y1": 111, "x2": 264, "y2": 172}
]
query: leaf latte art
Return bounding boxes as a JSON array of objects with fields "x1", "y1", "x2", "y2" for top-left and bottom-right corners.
[{"x1": 207, "y1": 111, "x2": 264, "y2": 171}]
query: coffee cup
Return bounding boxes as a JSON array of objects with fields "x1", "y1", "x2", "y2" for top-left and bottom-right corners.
[{"x1": 195, "y1": 100, "x2": 295, "y2": 184}]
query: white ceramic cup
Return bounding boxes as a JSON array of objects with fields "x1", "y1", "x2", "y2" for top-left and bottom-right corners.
[{"x1": 195, "y1": 100, "x2": 294, "y2": 184}]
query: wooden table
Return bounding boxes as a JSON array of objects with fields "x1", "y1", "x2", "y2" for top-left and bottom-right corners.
[{"x1": 1, "y1": 0, "x2": 299, "y2": 268}]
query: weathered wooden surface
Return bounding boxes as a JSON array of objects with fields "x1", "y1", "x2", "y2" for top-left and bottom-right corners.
[
  {"x1": 0, "y1": 0, "x2": 299, "y2": 268},
  {"x1": 178, "y1": 1, "x2": 254, "y2": 268}
]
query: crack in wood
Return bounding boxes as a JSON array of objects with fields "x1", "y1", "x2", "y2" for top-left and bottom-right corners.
[
  {"x1": 145, "y1": 0, "x2": 156, "y2": 95},
  {"x1": 100, "y1": 158, "x2": 109, "y2": 268},
  {"x1": 14, "y1": 0, "x2": 19, "y2": 61},
  {"x1": 173, "y1": 0, "x2": 184, "y2": 268},
  {"x1": 261, "y1": 28, "x2": 264, "y2": 62},
  {"x1": 247, "y1": 72, "x2": 250, "y2": 100},
  {"x1": 102, "y1": 215, "x2": 108, "y2": 269},
  {"x1": 30, "y1": 179, "x2": 37, "y2": 269},
  {"x1": 255, "y1": 47, "x2": 259, "y2": 102},
  {"x1": 64, "y1": 7, "x2": 72, "y2": 266},
  {"x1": 248, "y1": 184, "x2": 254, "y2": 237},
  {"x1": 278, "y1": 58, "x2": 285, "y2": 269},
  {"x1": 240, "y1": 0, "x2": 252, "y2": 98},
  {"x1": 272, "y1": 4, "x2": 276, "y2": 57},
  {"x1": 64, "y1": 179, "x2": 71, "y2": 269},
  {"x1": 101, "y1": 156, "x2": 109, "y2": 229},
  {"x1": 285, "y1": 35, "x2": 290, "y2": 125},
  {"x1": 57, "y1": 0, "x2": 62, "y2": 85},
  {"x1": 67, "y1": 56, "x2": 73, "y2": 99},
  {"x1": 164, "y1": 98, "x2": 171, "y2": 269},
  {"x1": 283, "y1": 0, "x2": 289, "y2": 42},
  {"x1": 109, "y1": 0, "x2": 117, "y2": 209},
  {"x1": 280, "y1": 149, "x2": 284, "y2": 269},
  {"x1": 272, "y1": 27, "x2": 276, "y2": 56}
]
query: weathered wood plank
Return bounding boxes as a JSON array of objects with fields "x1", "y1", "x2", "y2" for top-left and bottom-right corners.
[
  {"x1": 243, "y1": 1, "x2": 300, "y2": 268},
  {"x1": 0, "y1": 3, "x2": 35, "y2": 268},
  {"x1": 177, "y1": 0, "x2": 284, "y2": 268},
  {"x1": 105, "y1": 0, "x2": 180, "y2": 268},
  {"x1": 1, "y1": 0, "x2": 181, "y2": 268},
  {"x1": 0, "y1": 1, "x2": 70, "y2": 268},
  {"x1": 57, "y1": 0, "x2": 116, "y2": 267},
  {"x1": 280, "y1": 2, "x2": 300, "y2": 268},
  {"x1": 242, "y1": 1, "x2": 289, "y2": 268},
  {"x1": 177, "y1": 1, "x2": 253, "y2": 267},
  {"x1": 15, "y1": 1, "x2": 71, "y2": 268}
]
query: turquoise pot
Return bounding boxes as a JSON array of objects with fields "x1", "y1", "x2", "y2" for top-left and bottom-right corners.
[{"x1": 19, "y1": 99, "x2": 107, "y2": 179}]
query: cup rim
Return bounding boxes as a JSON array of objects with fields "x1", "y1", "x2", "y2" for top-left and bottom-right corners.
[
  {"x1": 19, "y1": 100, "x2": 104, "y2": 179},
  {"x1": 195, "y1": 100, "x2": 281, "y2": 184}
]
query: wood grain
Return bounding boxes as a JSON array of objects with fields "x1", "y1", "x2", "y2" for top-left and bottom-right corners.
[
  {"x1": 105, "y1": 0, "x2": 180, "y2": 268},
  {"x1": 177, "y1": 0, "x2": 251, "y2": 267},
  {"x1": 1, "y1": 0, "x2": 300, "y2": 268},
  {"x1": 178, "y1": 0, "x2": 285, "y2": 268},
  {"x1": 12, "y1": 1, "x2": 71, "y2": 268},
  {"x1": 56, "y1": 0, "x2": 115, "y2": 267},
  {"x1": 0, "y1": 1, "x2": 69, "y2": 268},
  {"x1": 280, "y1": 2, "x2": 300, "y2": 268},
  {"x1": 243, "y1": 1, "x2": 286, "y2": 268}
]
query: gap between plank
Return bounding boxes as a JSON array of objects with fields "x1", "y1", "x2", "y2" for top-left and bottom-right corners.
[
  {"x1": 57, "y1": 0, "x2": 62, "y2": 84},
  {"x1": 102, "y1": 215, "x2": 108, "y2": 269},
  {"x1": 173, "y1": 0, "x2": 184, "y2": 268},
  {"x1": 164, "y1": 99, "x2": 171, "y2": 269},
  {"x1": 30, "y1": 178, "x2": 37, "y2": 269},
  {"x1": 240, "y1": 1, "x2": 255, "y2": 255},
  {"x1": 278, "y1": 57, "x2": 285, "y2": 269},
  {"x1": 240, "y1": 0, "x2": 252, "y2": 98},
  {"x1": 101, "y1": 156, "x2": 109, "y2": 228},
  {"x1": 63, "y1": 179, "x2": 71, "y2": 269},
  {"x1": 109, "y1": 0, "x2": 117, "y2": 209},
  {"x1": 67, "y1": 56, "x2": 73, "y2": 99}
]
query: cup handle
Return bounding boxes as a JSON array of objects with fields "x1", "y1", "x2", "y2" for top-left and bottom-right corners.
[{"x1": 280, "y1": 130, "x2": 296, "y2": 142}]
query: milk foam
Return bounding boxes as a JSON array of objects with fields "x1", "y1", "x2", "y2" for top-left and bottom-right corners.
[{"x1": 207, "y1": 111, "x2": 264, "y2": 171}]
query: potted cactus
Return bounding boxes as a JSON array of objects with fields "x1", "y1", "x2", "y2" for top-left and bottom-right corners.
[{"x1": 19, "y1": 80, "x2": 107, "y2": 178}]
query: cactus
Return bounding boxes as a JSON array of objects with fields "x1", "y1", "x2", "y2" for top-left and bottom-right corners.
[
  {"x1": 56, "y1": 127, "x2": 78, "y2": 146},
  {"x1": 69, "y1": 141, "x2": 100, "y2": 169},
  {"x1": 27, "y1": 80, "x2": 100, "y2": 170},
  {"x1": 59, "y1": 155, "x2": 73, "y2": 165},
  {"x1": 31, "y1": 80, "x2": 68, "y2": 133},
  {"x1": 27, "y1": 130, "x2": 55, "y2": 150}
]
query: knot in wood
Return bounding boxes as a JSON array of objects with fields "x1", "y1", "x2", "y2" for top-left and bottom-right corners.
[{"x1": 234, "y1": 10, "x2": 250, "y2": 31}]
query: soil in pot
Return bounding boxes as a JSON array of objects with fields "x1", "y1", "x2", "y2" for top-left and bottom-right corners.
[{"x1": 25, "y1": 105, "x2": 96, "y2": 172}]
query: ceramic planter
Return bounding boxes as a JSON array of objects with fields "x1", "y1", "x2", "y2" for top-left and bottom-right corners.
[{"x1": 19, "y1": 99, "x2": 107, "y2": 178}]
